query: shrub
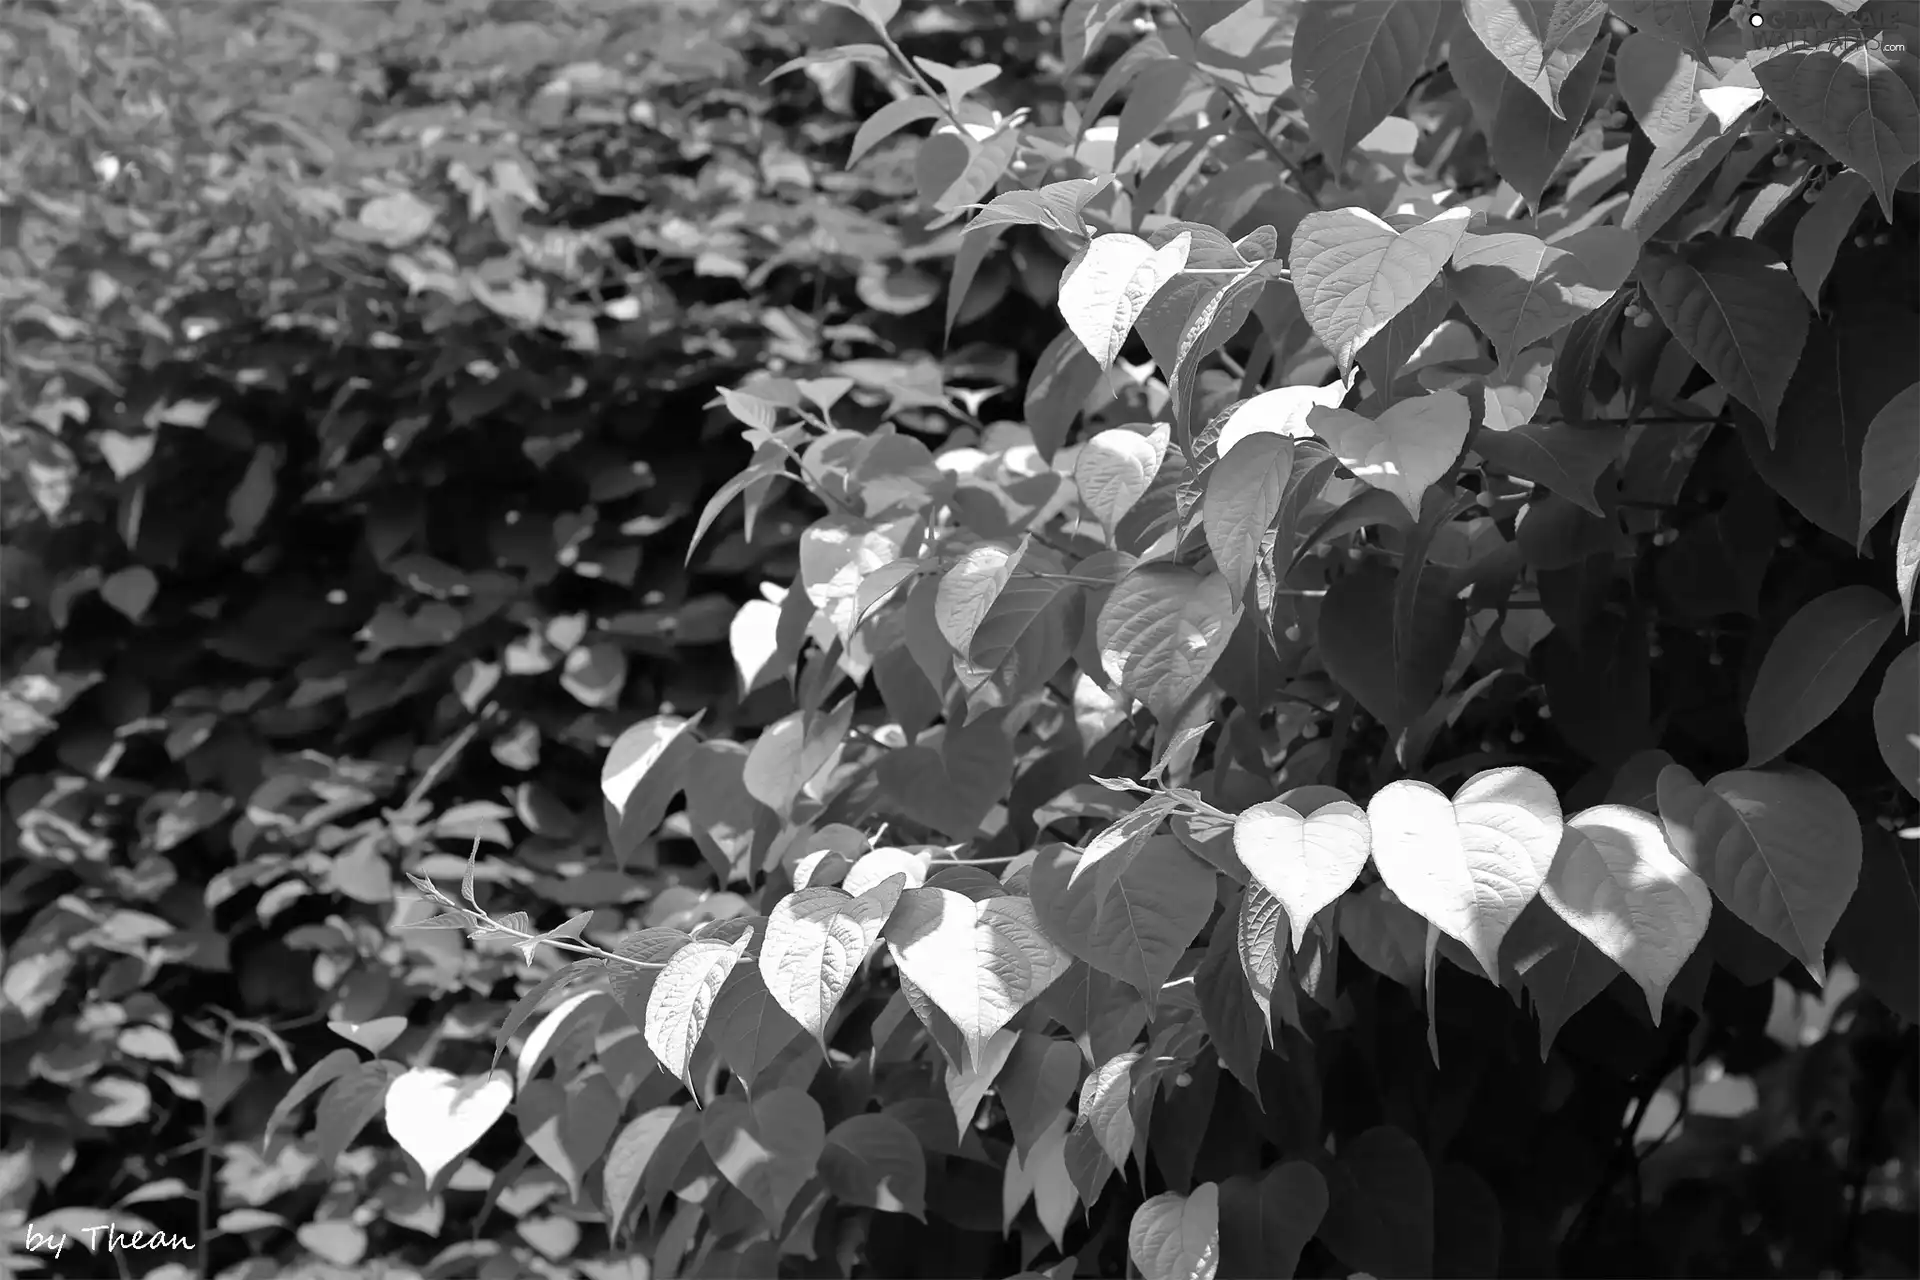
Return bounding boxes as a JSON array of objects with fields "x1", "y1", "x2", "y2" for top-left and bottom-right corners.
[{"x1": 4, "y1": 0, "x2": 1917, "y2": 1278}]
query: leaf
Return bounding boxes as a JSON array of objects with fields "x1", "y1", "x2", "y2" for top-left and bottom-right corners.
[
  {"x1": 1078, "y1": 425, "x2": 1173, "y2": 536},
  {"x1": 743, "y1": 701, "x2": 853, "y2": 815},
  {"x1": 1218, "y1": 1162, "x2": 1327, "y2": 1280},
  {"x1": 709, "y1": 968, "x2": 807, "y2": 1092},
  {"x1": 1026, "y1": 328, "x2": 1107, "y2": 461},
  {"x1": 100, "y1": 566, "x2": 157, "y2": 621},
  {"x1": 1553, "y1": 287, "x2": 1631, "y2": 427},
  {"x1": 265, "y1": 1048, "x2": 361, "y2": 1141},
  {"x1": 1792, "y1": 171, "x2": 1872, "y2": 305},
  {"x1": 873, "y1": 710, "x2": 1017, "y2": 840},
  {"x1": 1318, "y1": 565, "x2": 1463, "y2": 737},
  {"x1": 1314, "y1": 1125, "x2": 1434, "y2": 1279},
  {"x1": 1169, "y1": 259, "x2": 1289, "y2": 433},
  {"x1": 1447, "y1": 228, "x2": 1639, "y2": 368},
  {"x1": 1203, "y1": 434, "x2": 1296, "y2": 599},
  {"x1": 492, "y1": 961, "x2": 598, "y2": 1073},
  {"x1": 645, "y1": 933, "x2": 752, "y2": 1094},
  {"x1": 821, "y1": 1113, "x2": 927, "y2": 1218},
  {"x1": 1097, "y1": 565, "x2": 1240, "y2": 722},
  {"x1": 883, "y1": 887, "x2": 1071, "y2": 1069},
  {"x1": 602, "y1": 715, "x2": 701, "y2": 861},
  {"x1": 1744, "y1": 585, "x2": 1900, "y2": 765},
  {"x1": 1075, "y1": 1048, "x2": 1142, "y2": 1173},
  {"x1": 849, "y1": 96, "x2": 946, "y2": 165},
  {"x1": 1461, "y1": 0, "x2": 1609, "y2": 117},
  {"x1": 1469, "y1": 403, "x2": 1621, "y2": 517},
  {"x1": 1290, "y1": 0, "x2": 1444, "y2": 165},
  {"x1": 1289, "y1": 208, "x2": 1474, "y2": 372},
  {"x1": 800, "y1": 514, "x2": 912, "y2": 645},
  {"x1": 1004, "y1": 1109, "x2": 1078, "y2": 1250},
  {"x1": 1874, "y1": 644, "x2": 1919, "y2": 800},
  {"x1": 843, "y1": 847, "x2": 931, "y2": 899},
  {"x1": 998, "y1": 1033, "x2": 1085, "y2": 1161},
  {"x1": 1832, "y1": 829, "x2": 1919, "y2": 1021},
  {"x1": 1129, "y1": 1183, "x2": 1220, "y2": 1280},
  {"x1": 1234, "y1": 795, "x2": 1371, "y2": 952},
  {"x1": 1539, "y1": 805, "x2": 1712, "y2": 1020},
  {"x1": 603, "y1": 1105, "x2": 683, "y2": 1234},
  {"x1": 1502, "y1": 897, "x2": 1621, "y2": 1057},
  {"x1": 1059, "y1": 232, "x2": 1194, "y2": 370},
  {"x1": 1213, "y1": 383, "x2": 1348, "y2": 459},
  {"x1": 1747, "y1": 27, "x2": 1920, "y2": 219},
  {"x1": 759, "y1": 881, "x2": 902, "y2": 1045},
  {"x1": 1367, "y1": 767, "x2": 1565, "y2": 979},
  {"x1": 1613, "y1": 32, "x2": 1719, "y2": 148},
  {"x1": 1899, "y1": 482, "x2": 1920, "y2": 619},
  {"x1": 1745, "y1": 298, "x2": 1917, "y2": 543},
  {"x1": 378, "y1": 1067, "x2": 509, "y2": 1185},
  {"x1": 968, "y1": 176, "x2": 1115, "y2": 236},
  {"x1": 1031, "y1": 838, "x2": 1217, "y2": 998},
  {"x1": 1859, "y1": 382, "x2": 1920, "y2": 544},
  {"x1": 1239, "y1": 880, "x2": 1302, "y2": 1034},
  {"x1": 1656, "y1": 763, "x2": 1863, "y2": 981},
  {"x1": 1640, "y1": 238, "x2": 1808, "y2": 439},
  {"x1": 701, "y1": 1088, "x2": 826, "y2": 1228},
  {"x1": 515, "y1": 990, "x2": 607, "y2": 1090},
  {"x1": 1450, "y1": 17, "x2": 1609, "y2": 207},
  {"x1": 518, "y1": 1074, "x2": 619, "y2": 1201},
  {"x1": 1606, "y1": 0, "x2": 1711, "y2": 59},
  {"x1": 1195, "y1": 903, "x2": 1267, "y2": 1097},
  {"x1": 1306, "y1": 390, "x2": 1471, "y2": 522}
]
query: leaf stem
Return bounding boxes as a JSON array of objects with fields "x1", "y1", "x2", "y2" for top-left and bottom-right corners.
[{"x1": 926, "y1": 852, "x2": 1022, "y2": 867}]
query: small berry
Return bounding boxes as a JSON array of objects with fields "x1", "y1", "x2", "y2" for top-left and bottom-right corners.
[
  {"x1": 1854, "y1": 233, "x2": 1872, "y2": 248},
  {"x1": 1803, "y1": 187, "x2": 1822, "y2": 204},
  {"x1": 1874, "y1": 232, "x2": 1892, "y2": 247},
  {"x1": 1632, "y1": 310, "x2": 1655, "y2": 328},
  {"x1": 1537, "y1": 705, "x2": 1553, "y2": 722},
  {"x1": 1301, "y1": 723, "x2": 1320, "y2": 740},
  {"x1": 1510, "y1": 729, "x2": 1526, "y2": 745},
  {"x1": 1778, "y1": 534, "x2": 1795, "y2": 549},
  {"x1": 1649, "y1": 643, "x2": 1664, "y2": 658},
  {"x1": 1708, "y1": 651, "x2": 1724, "y2": 667},
  {"x1": 1772, "y1": 151, "x2": 1790, "y2": 167},
  {"x1": 1347, "y1": 545, "x2": 1365, "y2": 560},
  {"x1": 1284, "y1": 624, "x2": 1302, "y2": 642},
  {"x1": 1175, "y1": 1072, "x2": 1193, "y2": 1087},
  {"x1": 1623, "y1": 302, "x2": 1642, "y2": 319},
  {"x1": 1480, "y1": 738, "x2": 1497, "y2": 753}
]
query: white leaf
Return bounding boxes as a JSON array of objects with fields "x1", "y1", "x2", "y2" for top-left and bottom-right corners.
[
  {"x1": 1289, "y1": 207, "x2": 1473, "y2": 371},
  {"x1": 645, "y1": 933, "x2": 752, "y2": 1091},
  {"x1": 1305, "y1": 390, "x2": 1472, "y2": 521},
  {"x1": 1539, "y1": 805, "x2": 1711, "y2": 1021},
  {"x1": 1366, "y1": 767, "x2": 1564, "y2": 979},
  {"x1": 1214, "y1": 381, "x2": 1347, "y2": 458},
  {"x1": 884, "y1": 889, "x2": 1071, "y2": 1068},
  {"x1": 759, "y1": 881, "x2": 904, "y2": 1045},
  {"x1": 383, "y1": 1068, "x2": 513, "y2": 1185},
  {"x1": 936, "y1": 541, "x2": 1024, "y2": 658},
  {"x1": 1129, "y1": 1183, "x2": 1220, "y2": 1280},
  {"x1": 1060, "y1": 232, "x2": 1194, "y2": 369},
  {"x1": 1235, "y1": 796, "x2": 1372, "y2": 952},
  {"x1": 1075, "y1": 424, "x2": 1172, "y2": 536}
]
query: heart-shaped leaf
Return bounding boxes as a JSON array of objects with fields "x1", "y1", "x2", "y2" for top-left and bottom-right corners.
[
  {"x1": 884, "y1": 887, "x2": 1072, "y2": 1069},
  {"x1": 701, "y1": 1087, "x2": 826, "y2": 1229},
  {"x1": 1077, "y1": 424, "x2": 1173, "y2": 536},
  {"x1": 873, "y1": 711, "x2": 1016, "y2": 839},
  {"x1": 1129, "y1": 1183, "x2": 1220, "y2": 1280},
  {"x1": 1059, "y1": 232, "x2": 1193, "y2": 369},
  {"x1": 1747, "y1": 23, "x2": 1920, "y2": 218},
  {"x1": 1305, "y1": 390, "x2": 1471, "y2": 522},
  {"x1": 1234, "y1": 795, "x2": 1371, "y2": 952},
  {"x1": 1097, "y1": 565, "x2": 1240, "y2": 722},
  {"x1": 1031, "y1": 838, "x2": 1217, "y2": 998},
  {"x1": 1289, "y1": 207, "x2": 1474, "y2": 371},
  {"x1": 1656, "y1": 763, "x2": 1862, "y2": 981},
  {"x1": 759, "y1": 879, "x2": 904, "y2": 1045},
  {"x1": 1367, "y1": 766, "x2": 1565, "y2": 979},
  {"x1": 1539, "y1": 805, "x2": 1712, "y2": 1020},
  {"x1": 383, "y1": 1067, "x2": 513, "y2": 1184},
  {"x1": 1447, "y1": 228, "x2": 1639, "y2": 368}
]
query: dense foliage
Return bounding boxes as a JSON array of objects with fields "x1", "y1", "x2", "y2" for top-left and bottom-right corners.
[{"x1": 2, "y1": 0, "x2": 1916, "y2": 1278}]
